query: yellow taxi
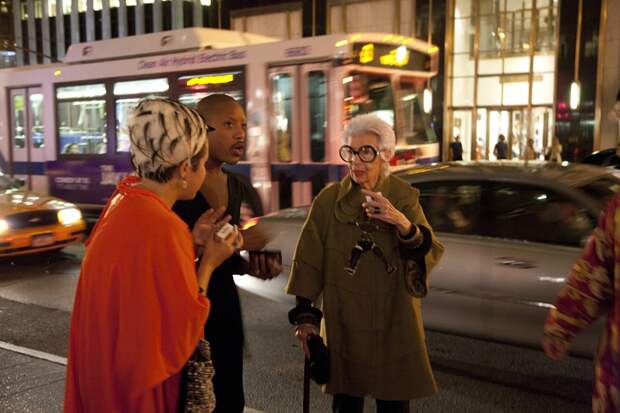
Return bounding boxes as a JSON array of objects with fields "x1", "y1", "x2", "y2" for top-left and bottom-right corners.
[{"x1": 0, "y1": 173, "x2": 86, "y2": 257}]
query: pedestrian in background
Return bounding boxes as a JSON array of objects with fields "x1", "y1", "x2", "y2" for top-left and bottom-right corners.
[
  {"x1": 449, "y1": 135, "x2": 463, "y2": 161},
  {"x1": 543, "y1": 193, "x2": 620, "y2": 412},
  {"x1": 494, "y1": 134, "x2": 508, "y2": 160},
  {"x1": 545, "y1": 137, "x2": 563, "y2": 162},
  {"x1": 65, "y1": 98, "x2": 239, "y2": 412},
  {"x1": 287, "y1": 114, "x2": 444, "y2": 413},
  {"x1": 523, "y1": 138, "x2": 538, "y2": 161}
]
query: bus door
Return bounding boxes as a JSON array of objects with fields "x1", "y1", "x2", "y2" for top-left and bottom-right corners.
[
  {"x1": 9, "y1": 87, "x2": 45, "y2": 190},
  {"x1": 268, "y1": 63, "x2": 330, "y2": 210}
]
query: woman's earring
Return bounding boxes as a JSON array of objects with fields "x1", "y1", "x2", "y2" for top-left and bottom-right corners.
[{"x1": 181, "y1": 179, "x2": 188, "y2": 189}]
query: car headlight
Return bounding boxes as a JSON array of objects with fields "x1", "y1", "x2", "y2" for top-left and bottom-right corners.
[
  {"x1": 57, "y1": 208, "x2": 83, "y2": 225},
  {"x1": 0, "y1": 219, "x2": 8, "y2": 234}
]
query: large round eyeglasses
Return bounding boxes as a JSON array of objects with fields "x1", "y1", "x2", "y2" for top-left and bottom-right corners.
[{"x1": 339, "y1": 145, "x2": 380, "y2": 163}]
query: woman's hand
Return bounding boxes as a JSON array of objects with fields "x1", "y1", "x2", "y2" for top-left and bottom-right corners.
[
  {"x1": 192, "y1": 207, "x2": 230, "y2": 247},
  {"x1": 202, "y1": 225, "x2": 243, "y2": 269},
  {"x1": 361, "y1": 189, "x2": 412, "y2": 236},
  {"x1": 295, "y1": 323, "x2": 318, "y2": 358}
]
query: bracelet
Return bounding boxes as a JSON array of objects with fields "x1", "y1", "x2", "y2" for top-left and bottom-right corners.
[{"x1": 295, "y1": 312, "x2": 319, "y2": 326}]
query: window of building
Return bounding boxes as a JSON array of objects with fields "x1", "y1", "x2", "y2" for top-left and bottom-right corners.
[
  {"x1": 47, "y1": 0, "x2": 56, "y2": 16},
  {"x1": 56, "y1": 84, "x2": 107, "y2": 155},
  {"x1": 62, "y1": 0, "x2": 72, "y2": 14}
]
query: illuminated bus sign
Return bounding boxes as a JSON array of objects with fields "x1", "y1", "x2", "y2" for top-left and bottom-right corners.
[
  {"x1": 186, "y1": 73, "x2": 234, "y2": 87},
  {"x1": 352, "y1": 43, "x2": 431, "y2": 72},
  {"x1": 177, "y1": 70, "x2": 244, "y2": 93}
]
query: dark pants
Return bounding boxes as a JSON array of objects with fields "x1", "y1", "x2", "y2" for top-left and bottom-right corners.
[
  {"x1": 208, "y1": 336, "x2": 244, "y2": 413},
  {"x1": 204, "y1": 275, "x2": 245, "y2": 413},
  {"x1": 333, "y1": 394, "x2": 410, "y2": 413}
]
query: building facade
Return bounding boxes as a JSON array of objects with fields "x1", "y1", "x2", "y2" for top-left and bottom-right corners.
[
  {"x1": 1, "y1": 0, "x2": 16, "y2": 68},
  {"x1": 8, "y1": 0, "x2": 618, "y2": 157}
]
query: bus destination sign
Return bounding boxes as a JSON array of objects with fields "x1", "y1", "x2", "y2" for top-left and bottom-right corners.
[{"x1": 352, "y1": 43, "x2": 431, "y2": 72}]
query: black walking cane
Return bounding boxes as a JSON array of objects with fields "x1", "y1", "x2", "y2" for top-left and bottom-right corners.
[{"x1": 302, "y1": 334, "x2": 330, "y2": 413}]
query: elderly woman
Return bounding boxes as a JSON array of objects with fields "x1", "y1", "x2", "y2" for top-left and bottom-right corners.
[
  {"x1": 65, "y1": 98, "x2": 240, "y2": 413},
  {"x1": 286, "y1": 114, "x2": 444, "y2": 412}
]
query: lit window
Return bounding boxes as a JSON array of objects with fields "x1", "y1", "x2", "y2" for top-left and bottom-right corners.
[
  {"x1": 48, "y1": 0, "x2": 56, "y2": 16},
  {"x1": 57, "y1": 84, "x2": 106, "y2": 100},
  {"x1": 62, "y1": 0, "x2": 72, "y2": 15},
  {"x1": 113, "y1": 78, "x2": 169, "y2": 95},
  {"x1": 34, "y1": 0, "x2": 42, "y2": 18}
]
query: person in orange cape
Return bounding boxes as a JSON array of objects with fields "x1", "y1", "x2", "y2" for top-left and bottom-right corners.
[{"x1": 64, "y1": 98, "x2": 241, "y2": 413}]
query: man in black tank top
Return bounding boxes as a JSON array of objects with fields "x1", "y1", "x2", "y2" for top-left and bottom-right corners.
[{"x1": 173, "y1": 94, "x2": 267, "y2": 413}]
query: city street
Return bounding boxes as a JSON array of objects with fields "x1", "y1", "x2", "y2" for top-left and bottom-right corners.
[{"x1": 0, "y1": 245, "x2": 593, "y2": 413}]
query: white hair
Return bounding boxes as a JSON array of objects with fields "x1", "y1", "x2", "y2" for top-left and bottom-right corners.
[{"x1": 343, "y1": 114, "x2": 396, "y2": 175}]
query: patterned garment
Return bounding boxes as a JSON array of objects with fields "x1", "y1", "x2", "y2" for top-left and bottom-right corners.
[
  {"x1": 128, "y1": 98, "x2": 212, "y2": 179},
  {"x1": 544, "y1": 193, "x2": 620, "y2": 413}
]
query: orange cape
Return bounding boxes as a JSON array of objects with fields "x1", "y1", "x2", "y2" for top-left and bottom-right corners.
[{"x1": 65, "y1": 177, "x2": 210, "y2": 412}]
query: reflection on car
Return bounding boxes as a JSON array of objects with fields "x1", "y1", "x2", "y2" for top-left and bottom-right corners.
[
  {"x1": 235, "y1": 161, "x2": 620, "y2": 356},
  {"x1": 0, "y1": 173, "x2": 86, "y2": 257}
]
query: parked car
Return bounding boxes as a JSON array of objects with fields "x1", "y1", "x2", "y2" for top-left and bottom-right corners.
[
  {"x1": 582, "y1": 148, "x2": 619, "y2": 168},
  {"x1": 0, "y1": 173, "x2": 86, "y2": 257},
  {"x1": 234, "y1": 161, "x2": 620, "y2": 356}
]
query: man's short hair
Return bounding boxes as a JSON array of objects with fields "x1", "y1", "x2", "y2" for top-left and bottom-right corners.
[{"x1": 196, "y1": 94, "x2": 240, "y2": 121}]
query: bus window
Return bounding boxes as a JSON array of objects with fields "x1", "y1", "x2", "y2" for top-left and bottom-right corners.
[
  {"x1": 398, "y1": 80, "x2": 435, "y2": 145},
  {"x1": 56, "y1": 84, "x2": 107, "y2": 155},
  {"x1": 308, "y1": 71, "x2": 326, "y2": 162},
  {"x1": 344, "y1": 73, "x2": 394, "y2": 127},
  {"x1": 179, "y1": 91, "x2": 245, "y2": 108},
  {"x1": 113, "y1": 78, "x2": 169, "y2": 152},
  {"x1": 271, "y1": 74, "x2": 294, "y2": 163},
  {"x1": 177, "y1": 70, "x2": 245, "y2": 109}
]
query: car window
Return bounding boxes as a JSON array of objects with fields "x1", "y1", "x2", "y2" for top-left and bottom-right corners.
[
  {"x1": 416, "y1": 181, "x2": 485, "y2": 236},
  {"x1": 487, "y1": 183, "x2": 594, "y2": 247}
]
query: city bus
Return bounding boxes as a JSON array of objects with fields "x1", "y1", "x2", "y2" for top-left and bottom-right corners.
[{"x1": 0, "y1": 27, "x2": 439, "y2": 214}]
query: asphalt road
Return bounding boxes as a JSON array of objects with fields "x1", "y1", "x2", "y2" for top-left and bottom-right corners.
[{"x1": 0, "y1": 245, "x2": 593, "y2": 412}]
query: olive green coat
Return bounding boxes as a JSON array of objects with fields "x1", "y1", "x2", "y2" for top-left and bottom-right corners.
[{"x1": 285, "y1": 174, "x2": 444, "y2": 401}]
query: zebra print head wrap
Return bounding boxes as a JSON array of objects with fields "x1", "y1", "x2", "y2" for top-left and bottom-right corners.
[{"x1": 128, "y1": 98, "x2": 212, "y2": 180}]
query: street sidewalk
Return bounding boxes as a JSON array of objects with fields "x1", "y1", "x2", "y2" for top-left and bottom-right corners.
[
  {"x1": 0, "y1": 344, "x2": 66, "y2": 413},
  {"x1": 0, "y1": 344, "x2": 265, "y2": 413}
]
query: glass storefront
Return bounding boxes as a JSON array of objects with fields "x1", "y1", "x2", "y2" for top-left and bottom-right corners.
[{"x1": 447, "y1": 0, "x2": 558, "y2": 160}]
